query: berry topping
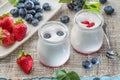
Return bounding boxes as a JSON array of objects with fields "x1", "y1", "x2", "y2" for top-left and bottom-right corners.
[
  {"x1": 56, "y1": 31, "x2": 64, "y2": 36},
  {"x1": 81, "y1": 21, "x2": 89, "y2": 24},
  {"x1": 87, "y1": 22, "x2": 95, "y2": 28},
  {"x1": 43, "y1": 33, "x2": 51, "y2": 39}
]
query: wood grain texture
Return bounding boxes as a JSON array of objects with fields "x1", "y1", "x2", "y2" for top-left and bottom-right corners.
[{"x1": 0, "y1": 0, "x2": 120, "y2": 79}]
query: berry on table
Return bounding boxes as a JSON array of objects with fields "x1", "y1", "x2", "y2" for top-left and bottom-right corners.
[
  {"x1": 104, "y1": 6, "x2": 114, "y2": 15},
  {"x1": 82, "y1": 60, "x2": 92, "y2": 69},
  {"x1": 42, "y1": 3, "x2": 51, "y2": 11},
  {"x1": 60, "y1": 15, "x2": 70, "y2": 24},
  {"x1": 99, "y1": 0, "x2": 107, "y2": 4},
  {"x1": 19, "y1": 0, "x2": 25, "y2": 3},
  {"x1": 10, "y1": 8, "x2": 19, "y2": 17},
  {"x1": 43, "y1": 33, "x2": 51, "y2": 39},
  {"x1": 91, "y1": 57, "x2": 99, "y2": 65},
  {"x1": 56, "y1": 31, "x2": 64, "y2": 36}
]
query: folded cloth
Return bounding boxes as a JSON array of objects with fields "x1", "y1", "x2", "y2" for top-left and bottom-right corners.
[{"x1": 1, "y1": 75, "x2": 120, "y2": 80}]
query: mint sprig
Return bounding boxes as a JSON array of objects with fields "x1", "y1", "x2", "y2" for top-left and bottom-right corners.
[
  {"x1": 54, "y1": 69, "x2": 80, "y2": 80},
  {"x1": 59, "y1": 0, "x2": 71, "y2": 3},
  {"x1": 8, "y1": 0, "x2": 19, "y2": 6}
]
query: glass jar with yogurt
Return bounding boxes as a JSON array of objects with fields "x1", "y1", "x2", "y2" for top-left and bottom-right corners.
[
  {"x1": 71, "y1": 9, "x2": 104, "y2": 55},
  {"x1": 38, "y1": 21, "x2": 70, "y2": 67}
]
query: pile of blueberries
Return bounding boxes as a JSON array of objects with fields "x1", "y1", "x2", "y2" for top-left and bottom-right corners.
[
  {"x1": 67, "y1": 0, "x2": 84, "y2": 12},
  {"x1": 10, "y1": 0, "x2": 51, "y2": 26},
  {"x1": 82, "y1": 57, "x2": 100, "y2": 69}
]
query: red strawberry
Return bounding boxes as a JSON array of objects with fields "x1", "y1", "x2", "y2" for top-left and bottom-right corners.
[
  {"x1": 13, "y1": 19, "x2": 27, "y2": 41},
  {"x1": 0, "y1": 17, "x2": 3, "y2": 28},
  {"x1": 17, "y1": 50, "x2": 33, "y2": 74},
  {"x1": 2, "y1": 13, "x2": 14, "y2": 33},
  {"x1": 0, "y1": 28, "x2": 15, "y2": 47},
  {"x1": 81, "y1": 21, "x2": 89, "y2": 24},
  {"x1": 87, "y1": 22, "x2": 95, "y2": 28}
]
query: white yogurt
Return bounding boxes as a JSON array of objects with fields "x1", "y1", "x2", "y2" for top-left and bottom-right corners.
[
  {"x1": 71, "y1": 10, "x2": 104, "y2": 54},
  {"x1": 38, "y1": 21, "x2": 70, "y2": 67}
]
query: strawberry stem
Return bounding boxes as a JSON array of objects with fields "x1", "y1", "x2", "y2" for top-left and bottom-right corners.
[
  {"x1": 0, "y1": 28, "x2": 6, "y2": 38},
  {"x1": 15, "y1": 19, "x2": 24, "y2": 24},
  {"x1": 0, "y1": 40, "x2": 2, "y2": 46},
  {"x1": 2, "y1": 13, "x2": 10, "y2": 18},
  {"x1": 18, "y1": 50, "x2": 25, "y2": 59}
]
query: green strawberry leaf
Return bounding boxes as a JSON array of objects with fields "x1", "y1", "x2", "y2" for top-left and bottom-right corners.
[
  {"x1": 18, "y1": 50, "x2": 25, "y2": 59},
  {"x1": 8, "y1": 0, "x2": 19, "y2": 6},
  {"x1": 54, "y1": 69, "x2": 67, "y2": 80},
  {"x1": 0, "y1": 40, "x2": 2, "y2": 46},
  {"x1": 67, "y1": 71, "x2": 80, "y2": 80},
  {"x1": 15, "y1": 19, "x2": 24, "y2": 24},
  {"x1": 59, "y1": 0, "x2": 71, "y2": 3}
]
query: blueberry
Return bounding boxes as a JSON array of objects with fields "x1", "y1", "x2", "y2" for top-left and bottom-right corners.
[
  {"x1": 74, "y1": 5, "x2": 82, "y2": 12},
  {"x1": 31, "y1": 0, "x2": 40, "y2": 5},
  {"x1": 57, "y1": 31, "x2": 64, "y2": 36},
  {"x1": 67, "y1": 3, "x2": 74, "y2": 10},
  {"x1": 104, "y1": 6, "x2": 114, "y2": 15},
  {"x1": 10, "y1": 8, "x2": 19, "y2": 17},
  {"x1": 82, "y1": 60, "x2": 92, "y2": 69},
  {"x1": 19, "y1": 8, "x2": 27, "y2": 18},
  {"x1": 60, "y1": 16, "x2": 70, "y2": 24},
  {"x1": 43, "y1": 33, "x2": 51, "y2": 39},
  {"x1": 32, "y1": 19, "x2": 39, "y2": 26},
  {"x1": 42, "y1": 3, "x2": 51, "y2": 11},
  {"x1": 17, "y1": 3, "x2": 25, "y2": 9},
  {"x1": 91, "y1": 57, "x2": 99, "y2": 65},
  {"x1": 34, "y1": 12, "x2": 43, "y2": 21},
  {"x1": 99, "y1": 0, "x2": 107, "y2": 4},
  {"x1": 34, "y1": 5, "x2": 43, "y2": 13},
  {"x1": 25, "y1": 14, "x2": 33, "y2": 23},
  {"x1": 93, "y1": 77, "x2": 100, "y2": 80},
  {"x1": 25, "y1": 0, "x2": 34, "y2": 10},
  {"x1": 27, "y1": 10, "x2": 36, "y2": 16},
  {"x1": 19, "y1": 0, "x2": 25, "y2": 3}
]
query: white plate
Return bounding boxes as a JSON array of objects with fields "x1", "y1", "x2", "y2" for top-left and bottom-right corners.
[{"x1": 0, "y1": 0, "x2": 62, "y2": 58}]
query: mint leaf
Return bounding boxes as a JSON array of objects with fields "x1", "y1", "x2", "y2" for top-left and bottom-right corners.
[
  {"x1": 83, "y1": 0, "x2": 101, "y2": 12},
  {"x1": 54, "y1": 69, "x2": 67, "y2": 80},
  {"x1": 67, "y1": 71, "x2": 80, "y2": 80},
  {"x1": 54, "y1": 69, "x2": 80, "y2": 80},
  {"x1": 8, "y1": 0, "x2": 19, "y2": 6},
  {"x1": 59, "y1": 0, "x2": 71, "y2": 3}
]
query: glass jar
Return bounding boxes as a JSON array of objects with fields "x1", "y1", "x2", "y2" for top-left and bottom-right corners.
[
  {"x1": 71, "y1": 9, "x2": 104, "y2": 55},
  {"x1": 38, "y1": 21, "x2": 70, "y2": 67}
]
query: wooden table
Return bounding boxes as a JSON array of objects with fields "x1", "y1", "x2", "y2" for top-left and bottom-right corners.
[{"x1": 0, "y1": 0, "x2": 120, "y2": 79}]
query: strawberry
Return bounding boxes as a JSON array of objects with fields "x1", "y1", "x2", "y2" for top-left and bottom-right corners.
[
  {"x1": 17, "y1": 50, "x2": 33, "y2": 74},
  {"x1": 0, "y1": 17, "x2": 3, "y2": 28},
  {"x1": 0, "y1": 28, "x2": 15, "y2": 47},
  {"x1": 13, "y1": 19, "x2": 27, "y2": 41},
  {"x1": 2, "y1": 13, "x2": 14, "y2": 33},
  {"x1": 87, "y1": 22, "x2": 95, "y2": 28},
  {"x1": 81, "y1": 21, "x2": 89, "y2": 24}
]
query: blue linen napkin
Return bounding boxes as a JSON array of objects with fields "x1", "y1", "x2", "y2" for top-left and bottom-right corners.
[{"x1": 1, "y1": 75, "x2": 120, "y2": 80}]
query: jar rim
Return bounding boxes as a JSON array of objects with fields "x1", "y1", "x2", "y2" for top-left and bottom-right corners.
[
  {"x1": 74, "y1": 9, "x2": 104, "y2": 30},
  {"x1": 38, "y1": 21, "x2": 69, "y2": 44}
]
